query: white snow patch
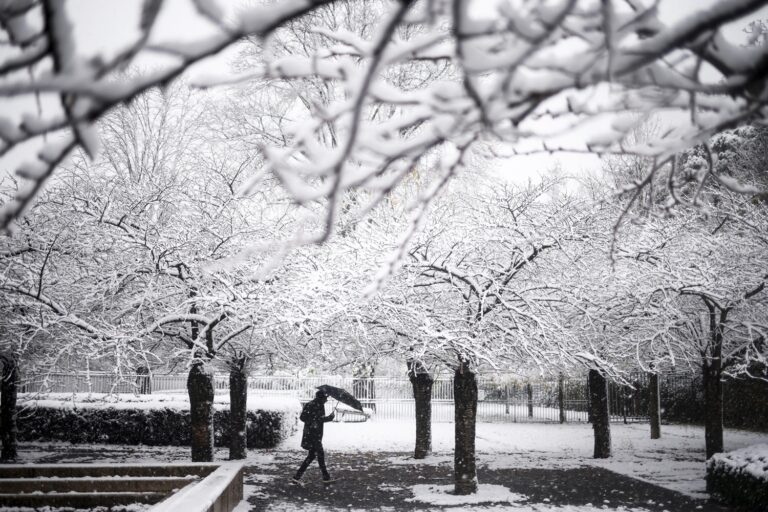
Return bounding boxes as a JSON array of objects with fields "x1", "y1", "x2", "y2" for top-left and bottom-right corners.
[
  {"x1": 386, "y1": 454, "x2": 452, "y2": 466},
  {"x1": 407, "y1": 483, "x2": 526, "y2": 506}
]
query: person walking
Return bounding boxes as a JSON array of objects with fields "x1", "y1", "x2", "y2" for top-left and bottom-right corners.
[{"x1": 292, "y1": 389, "x2": 336, "y2": 485}]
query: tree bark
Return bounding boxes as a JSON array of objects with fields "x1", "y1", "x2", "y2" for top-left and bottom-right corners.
[
  {"x1": 703, "y1": 302, "x2": 726, "y2": 461},
  {"x1": 586, "y1": 373, "x2": 594, "y2": 423},
  {"x1": 353, "y1": 363, "x2": 376, "y2": 412},
  {"x1": 703, "y1": 360, "x2": 724, "y2": 459},
  {"x1": 649, "y1": 373, "x2": 661, "y2": 439},
  {"x1": 588, "y1": 369, "x2": 611, "y2": 458},
  {"x1": 407, "y1": 360, "x2": 433, "y2": 459},
  {"x1": 558, "y1": 373, "x2": 566, "y2": 424},
  {"x1": 187, "y1": 363, "x2": 214, "y2": 462},
  {"x1": 454, "y1": 362, "x2": 478, "y2": 495},
  {"x1": 229, "y1": 359, "x2": 248, "y2": 460},
  {"x1": 1, "y1": 357, "x2": 19, "y2": 462},
  {"x1": 136, "y1": 365, "x2": 152, "y2": 395},
  {"x1": 526, "y1": 382, "x2": 534, "y2": 418}
]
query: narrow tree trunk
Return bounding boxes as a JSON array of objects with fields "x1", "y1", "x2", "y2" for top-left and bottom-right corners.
[
  {"x1": 703, "y1": 303, "x2": 726, "y2": 463},
  {"x1": 558, "y1": 373, "x2": 566, "y2": 424},
  {"x1": 649, "y1": 373, "x2": 661, "y2": 440},
  {"x1": 1, "y1": 358, "x2": 19, "y2": 462},
  {"x1": 703, "y1": 361, "x2": 724, "y2": 459},
  {"x1": 229, "y1": 359, "x2": 248, "y2": 460},
  {"x1": 408, "y1": 361, "x2": 433, "y2": 459},
  {"x1": 526, "y1": 382, "x2": 534, "y2": 418},
  {"x1": 454, "y1": 362, "x2": 478, "y2": 495},
  {"x1": 136, "y1": 365, "x2": 151, "y2": 395},
  {"x1": 588, "y1": 369, "x2": 611, "y2": 458},
  {"x1": 586, "y1": 373, "x2": 594, "y2": 423},
  {"x1": 187, "y1": 363, "x2": 214, "y2": 462}
]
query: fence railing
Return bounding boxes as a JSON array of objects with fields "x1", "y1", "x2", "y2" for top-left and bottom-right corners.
[{"x1": 20, "y1": 371, "x2": 661, "y2": 423}]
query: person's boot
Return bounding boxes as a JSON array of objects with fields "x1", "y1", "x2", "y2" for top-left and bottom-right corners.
[
  {"x1": 322, "y1": 477, "x2": 337, "y2": 485},
  {"x1": 291, "y1": 476, "x2": 304, "y2": 487}
]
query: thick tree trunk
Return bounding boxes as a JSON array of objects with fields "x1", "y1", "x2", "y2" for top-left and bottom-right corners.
[
  {"x1": 229, "y1": 360, "x2": 248, "y2": 460},
  {"x1": 187, "y1": 363, "x2": 214, "y2": 462},
  {"x1": 558, "y1": 373, "x2": 566, "y2": 424},
  {"x1": 1, "y1": 358, "x2": 19, "y2": 462},
  {"x1": 588, "y1": 369, "x2": 611, "y2": 458},
  {"x1": 454, "y1": 362, "x2": 478, "y2": 495},
  {"x1": 703, "y1": 361, "x2": 724, "y2": 460},
  {"x1": 649, "y1": 373, "x2": 661, "y2": 440},
  {"x1": 526, "y1": 382, "x2": 534, "y2": 418},
  {"x1": 408, "y1": 361, "x2": 433, "y2": 459}
]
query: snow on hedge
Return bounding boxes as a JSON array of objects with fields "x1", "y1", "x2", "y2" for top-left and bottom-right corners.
[
  {"x1": 706, "y1": 444, "x2": 768, "y2": 509},
  {"x1": 707, "y1": 443, "x2": 768, "y2": 481},
  {"x1": 20, "y1": 392, "x2": 301, "y2": 414},
  {"x1": 17, "y1": 393, "x2": 300, "y2": 448}
]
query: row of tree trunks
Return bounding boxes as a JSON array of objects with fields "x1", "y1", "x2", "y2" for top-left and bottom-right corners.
[
  {"x1": 1, "y1": 357, "x2": 19, "y2": 462},
  {"x1": 407, "y1": 360, "x2": 433, "y2": 459}
]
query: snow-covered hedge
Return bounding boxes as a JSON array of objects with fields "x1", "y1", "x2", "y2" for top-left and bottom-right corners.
[
  {"x1": 706, "y1": 444, "x2": 768, "y2": 509},
  {"x1": 17, "y1": 393, "x2": 300, "y2": 449}
]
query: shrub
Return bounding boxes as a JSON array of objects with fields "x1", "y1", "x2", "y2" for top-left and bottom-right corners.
[
  {"x1": 17, "y1": 393, "x2": 299, "y2": 449},
  {"x1": 707, "y1": 444, "x2": 768, "y2": 510}
]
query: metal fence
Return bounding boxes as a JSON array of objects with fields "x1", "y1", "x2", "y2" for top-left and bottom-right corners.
[{"x1": 20, "y1": 371, "x2": 661, "y2": 423}]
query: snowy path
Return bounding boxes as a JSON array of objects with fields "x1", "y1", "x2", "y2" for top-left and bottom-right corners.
[
  {"x1": 14, "y1": 422, "x2": 767, "y2": 510},
  {"x1": 280, "y1": 421, "x2": 768, "y2": 498}
]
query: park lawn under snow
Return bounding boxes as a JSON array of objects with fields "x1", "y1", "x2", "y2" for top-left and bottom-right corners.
[
  {"x1": 279, "y1": 420, "x2": 768, "y2": 499},
  {"x1": 16, "y1": 420, "x2": 768, "y2": 511}
]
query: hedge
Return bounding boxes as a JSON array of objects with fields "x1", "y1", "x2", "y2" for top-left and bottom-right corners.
[
  {"x1": 16, "y1": 393, "x2": 299, "y2": 449},
  {"x1": 707, "y1": 444, "x2": 768, "y2": 510}
]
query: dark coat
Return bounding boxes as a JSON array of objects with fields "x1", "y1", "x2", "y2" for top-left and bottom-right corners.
[{"x1": 300, "y1": 399, "x2": 334, "y2": 450}]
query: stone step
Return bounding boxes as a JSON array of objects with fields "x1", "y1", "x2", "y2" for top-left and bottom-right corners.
[
  {"x1": 0, "y1": 491, "x2": 167, "y2": 508},
  {"x1": 0, "y1": 475, "x2": 197, "y2": 493}
]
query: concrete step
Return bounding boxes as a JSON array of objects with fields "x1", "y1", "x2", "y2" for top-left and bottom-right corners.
[
  {"x1": 0, "y1": 475, "x2": 197, "y2": 493},
  {"x1": 0, "y1": 491, "x2": 168, "y2": 508}
]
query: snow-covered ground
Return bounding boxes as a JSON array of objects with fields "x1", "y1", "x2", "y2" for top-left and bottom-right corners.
[
  {"x1": 15, "y1": 421, "x2": 768, "y2": 511},
  {"x1": 280, "y1": 420, "x2": 768, "y2": 498}
]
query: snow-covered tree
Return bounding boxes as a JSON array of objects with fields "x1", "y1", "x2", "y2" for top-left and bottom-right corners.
[{"x1": 2, "y1": 0, "x2": 768, "y2": 244}]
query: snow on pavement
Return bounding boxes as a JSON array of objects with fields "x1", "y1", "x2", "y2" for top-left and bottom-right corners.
[{"x1": 279, "y1": 420, "x2": 768, "y2": 498}]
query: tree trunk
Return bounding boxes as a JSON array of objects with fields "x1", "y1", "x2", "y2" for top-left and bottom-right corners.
[
  {"x1": 187, "y1": 363, "x2": 214, "y2": 462},
  {"x1": 454, "y1": 362, "x2": 478, "y2": 495},
  {"x1": 703, "y1": 360, "x2": 724, "y2": 459},
  {"x1": 1, "y1": 357, "x2": 19, "y2": 462},
  {"x1": 136, "y1": 365, "x2": 152, "y2": 395},
  {"x1": 353, "y1": 363, "x2": 376, "y2": 412},
  {"x1": 588, "y1": 369, "x2": 611, "y2": 458},
  {"x1": 558, "y1": 373, "x2": 566, "y2": 424},
  {"x1": 407, "y1": 360, "x2": 433, "y2": 459},
  {"x1": 526, "y1": 382, "x2": 534, "y2": 418},
  {"x1": 586, "y1": 373, "x2": 594, "y2": 423},
  {"x1": 649, "y1": 373, "x2": 661, "y2": 440},
  {"x1": 229, "y1": 360, "x2": 248, "y2": 460}
]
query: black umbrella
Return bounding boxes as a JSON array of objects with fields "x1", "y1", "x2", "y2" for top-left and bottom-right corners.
[{"x1": 316, "y1": 384, "x2": 364, "y2": 412}]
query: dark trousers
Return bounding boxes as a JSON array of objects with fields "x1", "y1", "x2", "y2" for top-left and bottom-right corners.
[{"x1": 295, "y1": 443, "x2": 330, "y2": 480}]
